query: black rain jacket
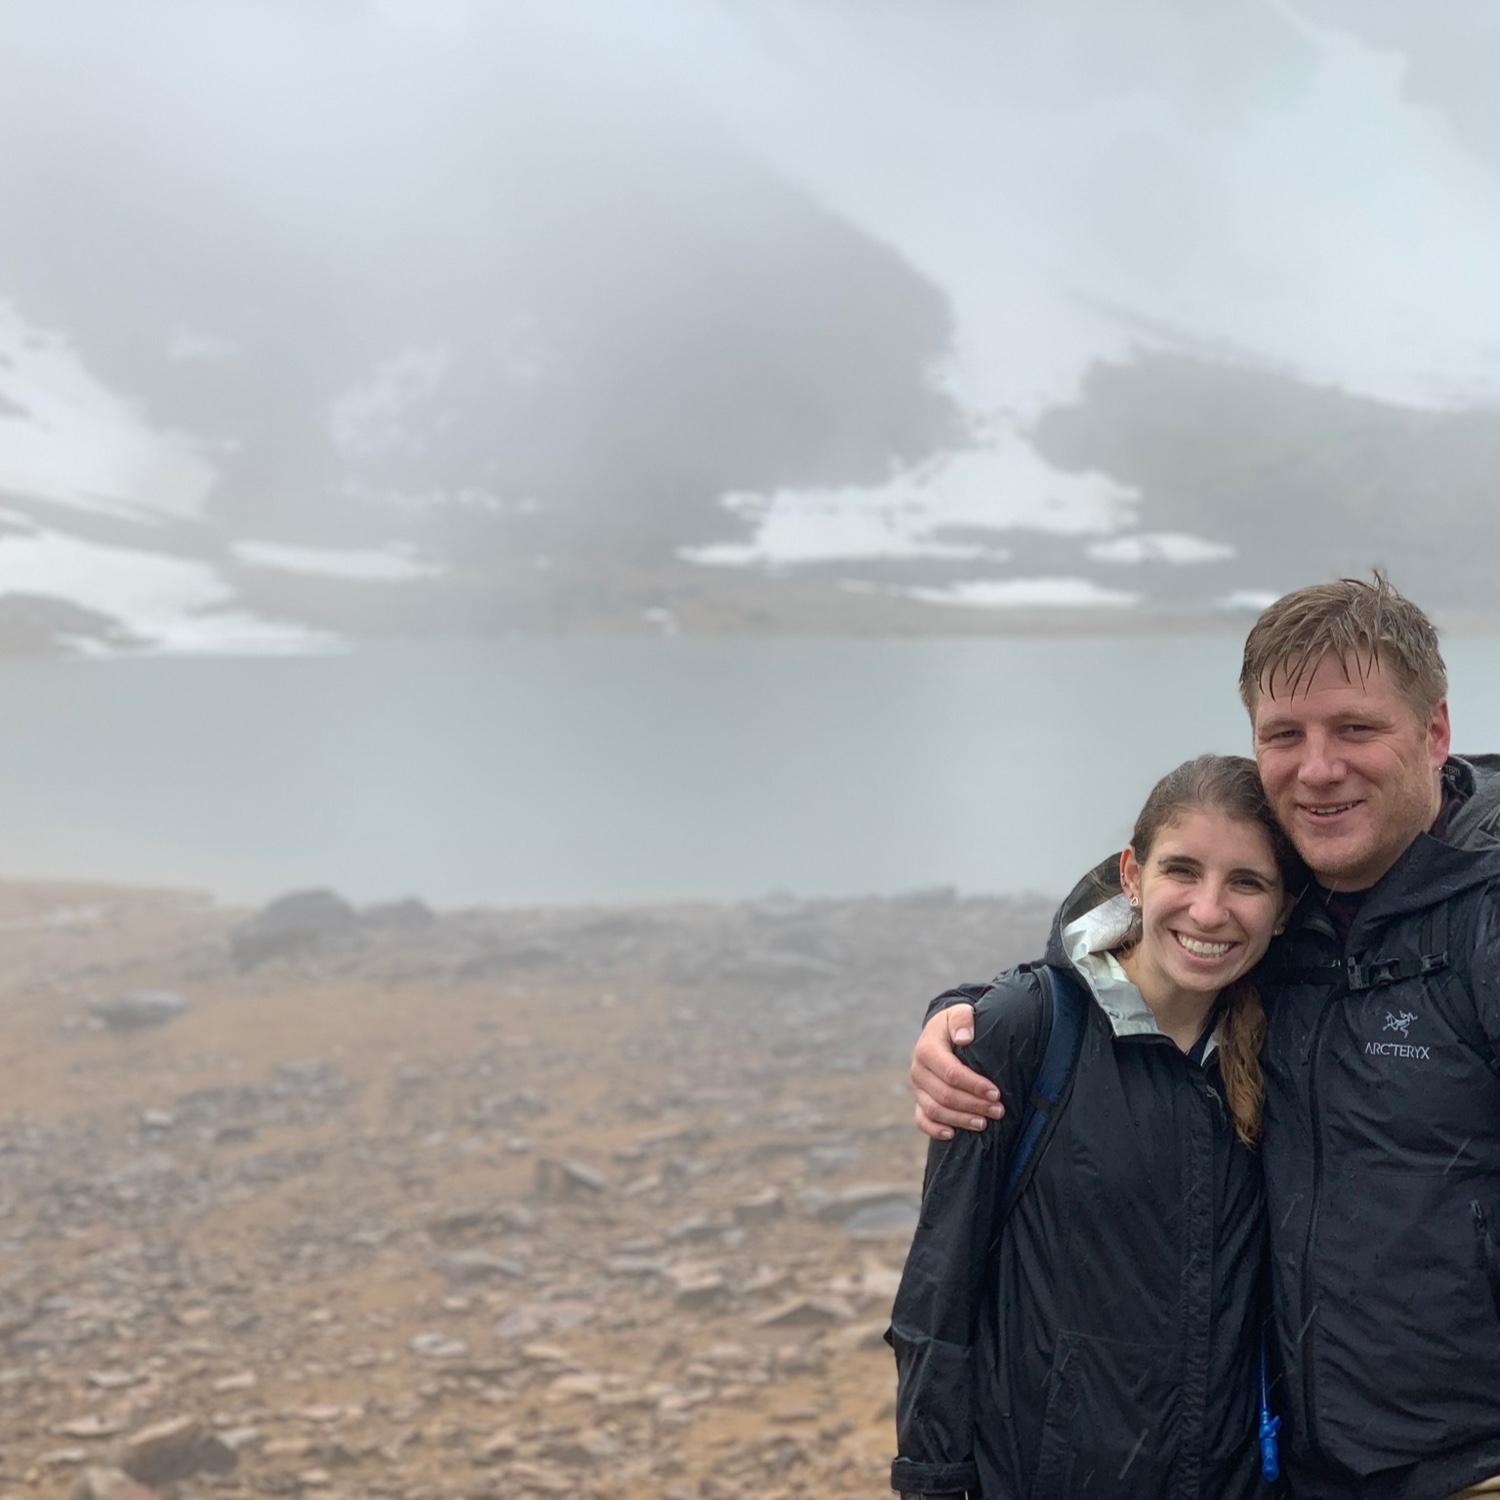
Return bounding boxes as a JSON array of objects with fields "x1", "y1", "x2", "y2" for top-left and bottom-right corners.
[
  {"x1": 889, "y1": 868, "x2": 1269, "y2": 1500},
  {"x1": 1258, "y1": 753, "x2": 1500, "y2": 1500}
]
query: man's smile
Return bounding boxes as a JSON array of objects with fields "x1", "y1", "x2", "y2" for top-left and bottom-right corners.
[{"x1": 1300, "y1": 799, "x2": 1363, "y2": 819}]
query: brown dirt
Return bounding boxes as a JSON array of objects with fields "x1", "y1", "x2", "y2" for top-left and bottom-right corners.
[{"x1": 0, "y1": 879, "x2": 1052, "y2": 1499}]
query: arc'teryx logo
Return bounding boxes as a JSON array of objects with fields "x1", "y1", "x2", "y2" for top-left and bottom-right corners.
[{"x1": 1366, "y1": 1009, "x2": 1430, "y2": 1060}]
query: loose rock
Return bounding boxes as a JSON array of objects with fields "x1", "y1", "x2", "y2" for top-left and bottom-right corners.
[
  {"x1": 120, "y1": 1416, "x2": 237, "y2": 1486},
  {"x1": 91, "y1": 991, "x2": 189, "y2": 1031},
  {"x1": 70, "y1": 1469, "x2": 157, "y2": 1500}
]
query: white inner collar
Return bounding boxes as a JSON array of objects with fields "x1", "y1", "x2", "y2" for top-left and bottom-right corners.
[{"x1": 1059, "y1": 892, "x2": 1222, "y2": 1060}]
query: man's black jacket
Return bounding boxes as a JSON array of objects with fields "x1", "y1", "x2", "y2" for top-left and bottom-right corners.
[{"x1": 1258, "y1": 753, "x2": 1500, "y2": 1500}]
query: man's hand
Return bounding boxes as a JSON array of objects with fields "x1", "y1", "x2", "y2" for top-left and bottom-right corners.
[{"x1": 910, "y1": 1003, "x2": 1005, "y2": 1140}]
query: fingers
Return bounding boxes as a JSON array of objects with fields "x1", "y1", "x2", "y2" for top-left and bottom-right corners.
[
  {"x1": 915, "y1": 1090, "x2": 995, "y2": 1139},
  {"x1": 931, "y1": 1047, "x2": 1000, "y2": 1101},
  {"x1": 914, "y1": 1066, "x2": 1003, "y2": 1121},
  {"x1": 914, "y1": 1036, "x2": 1002, "y2": 1110},
  {"x1": 909, "y1": 993, "x2": 1013, "y2": 1146},
  {"x1": 944, "y1": 1002, "x2": 976, "y2": 1046},
  {"x1": 910, "y1": 1001, "x2": 1005, "y2": 1140},
  {"x1": 915, "y1": 1099, "x2": 950, "y2": 1141}
]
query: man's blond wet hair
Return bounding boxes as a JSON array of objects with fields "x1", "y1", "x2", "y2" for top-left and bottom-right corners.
[{"x1": 1238, "y1": 571, "x2": 1447, "y2": 718}]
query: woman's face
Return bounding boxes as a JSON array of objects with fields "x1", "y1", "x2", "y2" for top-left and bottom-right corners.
[{"x1": 1118, "y1": 808, "x2": 1288, "y2": 1004}]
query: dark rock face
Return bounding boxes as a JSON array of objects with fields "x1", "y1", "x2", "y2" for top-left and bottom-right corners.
[
  {"x1": 1030, "y1": 351, "x2": 1500, "y2": 614},
  {"x1": 0, "y1": 595, "x2": 145, "y2": 656}
]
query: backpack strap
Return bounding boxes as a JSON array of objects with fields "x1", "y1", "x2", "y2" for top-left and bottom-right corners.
[
  {"x1": 1436, "y1": 884, "x2": 1500, "y2": 1078},
  {"x1": 996, "y1": 963, "x2": 1088, "y2": 1230},
  {"x1": 1344, "y1": 952, "x2": 1451, "y2": 990},
  {"x1": 1344, "y1": 887, "x2": 1500, "y2": 1076},
  {"x1": 1346, "y1": 898, "x2": 1452, "y2": 991}
]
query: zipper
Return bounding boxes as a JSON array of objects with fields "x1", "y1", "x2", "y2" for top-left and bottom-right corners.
[
  {"x1": 1201, "y1": 1079, "x2": 1228, "y2": 1125},
  {"x1": 1299, "y1": 990, "x2": 1340, "y2": 1457}
]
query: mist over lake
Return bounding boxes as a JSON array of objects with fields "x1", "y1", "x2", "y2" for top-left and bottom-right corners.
[{"x1": 5, "y1": 633, "x2": 1498, "y2": 908}]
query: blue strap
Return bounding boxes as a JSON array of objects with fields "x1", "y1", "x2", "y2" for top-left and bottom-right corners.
[
  {"x1": 1259, "y1": 1326, "x2": 1280, "y2": 1480},
  {"x1": 997, "y1": 964, "x2": 1087, "y2": 1226}
]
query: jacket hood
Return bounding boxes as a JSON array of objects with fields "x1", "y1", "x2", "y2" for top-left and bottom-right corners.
[
  {"x1": 1043, "y1": 855, "x2": 1121, "y2": 969},
  {"x1": 1442, "y1": 752, "x2": 1500, "y2": 849}
]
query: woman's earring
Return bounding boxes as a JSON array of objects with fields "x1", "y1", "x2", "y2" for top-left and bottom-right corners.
[
  {"x1": 1128, "y1": 892, "x2": 1140, "y2": 908},
  {"x1": 1274, "y1": 924, "x2": 1285, "y2": 935}
]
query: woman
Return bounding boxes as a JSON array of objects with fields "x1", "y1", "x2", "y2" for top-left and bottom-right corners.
[{"x1": 889, "y1": 755, "x2": 1300, "y2": 1500}]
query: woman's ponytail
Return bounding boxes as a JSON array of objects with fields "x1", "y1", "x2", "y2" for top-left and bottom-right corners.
[{"x1": 1217, "y1": 978, "x2": 1267, "y2": 1149}]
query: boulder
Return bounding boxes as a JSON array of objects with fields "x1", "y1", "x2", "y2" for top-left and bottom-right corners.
[
  {"x1": 91, "y1": 992, "x2": 189, "y2": 1032},
  {"x1": 429, "y1": 1250, "x2": 527, "y2": 1284},
  {"x1": 750, "y1": 1296, "x2": 855, "y2": 1329},
  {"x1": 359, "y1": 897, "x2": 436, "y2": 933},
  {"x1": 533, "y1": 1157, "x2": 606, "y2": 1199},
  {"x1": 70, "y1": 1469, "x2": 157, "y2": 1500},
  {"x1": 806, "y1": 1184, "x2": 919, "y2": 1227},
  {"x1": 119, "y1": 1416, "x2": 237, "y2": 1486},
  {"x1": 229, "y1": 889, "x2": 356, "y2": 969},
  {"x1": 732, "y1": 1188, "x2": 785, "y2": 1225}
]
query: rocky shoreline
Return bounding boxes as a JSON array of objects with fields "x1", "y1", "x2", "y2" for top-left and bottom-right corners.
[{"x1": 0, "y1": 880, "x2": 1057, "y2": 1499}]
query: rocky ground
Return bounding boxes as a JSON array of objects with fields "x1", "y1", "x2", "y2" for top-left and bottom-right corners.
[{"x1": 0, "y1": 879, "x2": 1057, "y2": 1500}]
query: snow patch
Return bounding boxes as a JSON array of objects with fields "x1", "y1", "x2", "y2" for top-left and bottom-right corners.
[
  {"x1": 900, "y1": 577, "x2": 1141, "y2": 609},
  {"x1": 0, "y1": 302, "x2": 218, "y2": 524},
  {"x1": 233, "y1": 541, "x2": 443, "y2": 582},
  {"x1": 642, "y1": 605, "x2": 680, "y2": 636},
  {"x1": 1089, "y1": 533, "x2": 1235, "y2": 565},
  {"x1": 0, "y1": 528, "x2": 333, "y2": 655},
  {"x1": 1218, "y1": 589, "x2": 1279, "y2": 612},
  {"x1": 682, "y1": 424, "x2": 1137, "y2": 569}
]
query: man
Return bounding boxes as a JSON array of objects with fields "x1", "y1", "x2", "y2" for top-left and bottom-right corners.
[{"x1": 909, "y1": 575, "x2": 1500, "y2": 1500}]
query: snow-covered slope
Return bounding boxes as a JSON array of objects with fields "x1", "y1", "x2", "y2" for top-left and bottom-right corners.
[
  {"x1": 0, "y1": 1, "x2": 1497, "y2": 648},
  {"x1": 639, "y1": 1, "x2": 1500, "y2": 613}
]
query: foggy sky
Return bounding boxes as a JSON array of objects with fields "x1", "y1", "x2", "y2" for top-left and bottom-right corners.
[{"x1": 1, "y1": 1, "x2": 1498, "y2": 622}]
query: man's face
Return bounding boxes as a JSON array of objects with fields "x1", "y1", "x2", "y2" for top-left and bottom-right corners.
[{"x1": 1251, "y1": 652, "x2": 1450, "y2": 890}]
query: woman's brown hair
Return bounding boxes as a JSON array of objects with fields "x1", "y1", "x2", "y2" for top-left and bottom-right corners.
[{"x1": 1127, "y1": 754, "x2": 1304, "y2": 1148}]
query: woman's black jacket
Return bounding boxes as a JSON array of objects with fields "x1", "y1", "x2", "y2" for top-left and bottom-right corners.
[{"x1": 889, "y1": 877, "x2": 1268, "y2": 1500}]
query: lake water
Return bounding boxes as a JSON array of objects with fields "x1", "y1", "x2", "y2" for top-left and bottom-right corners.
[{"x1": 1, "y1": 635, "x2": 1497, "y2": 908}]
